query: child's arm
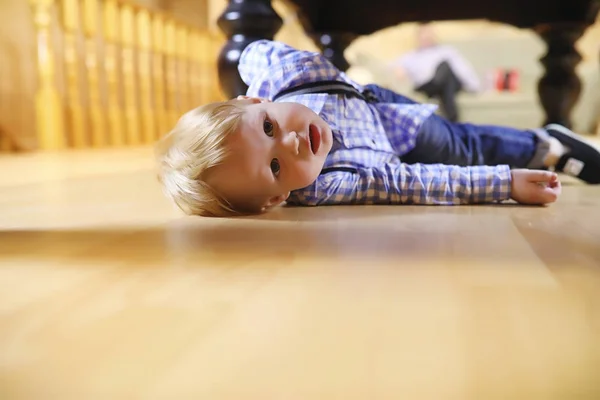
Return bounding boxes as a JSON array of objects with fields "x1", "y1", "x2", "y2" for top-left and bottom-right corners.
[
  {"x1": 291, "y1": 163, "x2": 559, "y2": 206},
  {"x1": 237, "y1": 40, "x2": 344, "y2": 98},
  {"x1": 238, "y1": 40, "x2": 304, "y2": 84}
]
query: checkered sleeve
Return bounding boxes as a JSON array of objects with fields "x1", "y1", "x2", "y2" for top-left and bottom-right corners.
[
  {"x1": 237, "y1": 39, "x2": 343, "y2": 99},
  {"x1": 238, "y1": 40, "x2": 300, "y2": 85},
  {"x1": 295, "y1": 163, "x2": 513, "y2": 206}
]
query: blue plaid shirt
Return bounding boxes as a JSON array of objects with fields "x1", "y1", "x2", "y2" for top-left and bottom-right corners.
[{"x1": 239, "y1": 40, "x2": 512, "y2": 206}]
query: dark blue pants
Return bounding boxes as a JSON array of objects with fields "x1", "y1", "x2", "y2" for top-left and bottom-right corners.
[{"x1": 364, "y1": 84, "x2": 549, "y2": 168}]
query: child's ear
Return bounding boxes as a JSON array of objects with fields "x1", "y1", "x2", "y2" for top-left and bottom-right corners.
[
  {"x1": 236, "y1": 95, "x2": 271, "y2": 103},
  {"x1": 261, "y1": 192, "x2": 290, "y2": 212}
]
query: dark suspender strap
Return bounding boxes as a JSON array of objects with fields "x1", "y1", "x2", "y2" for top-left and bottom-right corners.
[
  {"x1": 320, "y1": 166, "x2": 358, "y2": 174},
  {"x1": 273, "y1": 80, "x2": 370, "y2": 102}
]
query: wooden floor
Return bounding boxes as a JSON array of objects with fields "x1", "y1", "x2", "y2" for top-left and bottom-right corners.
[{"x1": 1, "y1": 147, "x2": 599, "y2": 399}]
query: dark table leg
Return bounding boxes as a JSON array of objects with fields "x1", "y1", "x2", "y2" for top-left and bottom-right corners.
[
  {"x1": 597, "y1": 48, "x2": 600, "y2": 135},
  {"x1": 310, "y1": 32, "x2": 358, "y2": 72},
  {"x1": 216, "y1": 0, "x2": 283, "y2": 98},
  {"x1": 536, "y1": 24, "x2": 585, "y2": 129}
]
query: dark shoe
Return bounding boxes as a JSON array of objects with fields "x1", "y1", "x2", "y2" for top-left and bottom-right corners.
[{"x1": 545, "y1": 124, "x2": 600, "y2": 184}]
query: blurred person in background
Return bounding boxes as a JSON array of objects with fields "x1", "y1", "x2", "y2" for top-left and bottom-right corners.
[{"x1": 392, "y1": 22, "x2": 481, "y2": 122}]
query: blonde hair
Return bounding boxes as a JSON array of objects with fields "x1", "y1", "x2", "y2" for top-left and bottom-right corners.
[{"x1": 155, "y1": 100, "x2": 247, "y2": 217}]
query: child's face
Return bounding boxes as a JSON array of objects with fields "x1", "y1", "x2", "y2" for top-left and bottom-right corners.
[{"x1": 207, "y1": 97, "x2": 333, "y2": 212}]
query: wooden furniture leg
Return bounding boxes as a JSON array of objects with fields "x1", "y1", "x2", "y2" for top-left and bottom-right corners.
[
  {"x1": 536, "y1": 23, "x2": 586, "y2": 129},
  {"x1": 216, "y1": 0, "x2": 283, "y2": 98},
  {"x1": 310, "y1": 32, "x2": 357, "y2": 72},
  {"x1": 597, "y1": 49, "x2": 600, "y2": 136}
]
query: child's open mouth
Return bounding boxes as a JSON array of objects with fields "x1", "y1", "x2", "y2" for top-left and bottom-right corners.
[{"x1": 309, "y1": 124, "x2": 321, "y2": 155}]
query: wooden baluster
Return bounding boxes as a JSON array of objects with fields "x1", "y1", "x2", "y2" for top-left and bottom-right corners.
[
  {"x1": 188, "y1": 30, "x2": 202, "y2": 108},
  {"x1": 176, "y1": 24, "x2": 189, "y2": 114},
  {"x1": 0, "y1": 68, "x2": 11, "y2": 151},
  {"x1": 199, "y1": 31, "x2": 209, "y2": 106},
  {"x1": 165, "y1": 18, "x2": 179, "y2": 127},
  {"x1": 61, "y1": 0, "x2": 86, "y2": 148},
  {"x1": 0, "y1": 84, "x2": 10, "y2": 151},
  {"x1": 208, "y1": 31, "x2": 224, "y2": 102},
  {"x1": 120, "y1": 3, "x2": 140, "y2": 145},
  {"x1": 103, "y1": 0, "x2": 124, "y2": 146},
  {"x1": 0, "y1": 60, "x2": 11, "y2": 150},
  {"x1": 0, "y1": 136, "x2": 10, "y2": 152},
  {"x1": 137, "y1": 9, "x2": 154, "y2": 144},
  {"x1": 198, "y1": 31, "x2": 210, "y2": 104},
  {"x1": 83, "y1": 0, "x2": 105, "y2": 147},
  {"x1": 200, "y1": 32, "x2": 219, "y2": 102},
  {"x1": 152, "y1": 14, "x2": 168, "y2": 138},
  {"x1": 30, "y1": 0, "x2": 65, "y2": 150}
]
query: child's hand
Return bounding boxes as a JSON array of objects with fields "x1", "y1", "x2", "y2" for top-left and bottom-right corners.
[{"x1": 510, "y1": 169, "x2": 562, "y2": 205}]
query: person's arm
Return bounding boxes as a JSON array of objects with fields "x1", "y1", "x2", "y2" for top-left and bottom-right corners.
[
  {"x1": 389, "y1": 54, "x2": 411, "y2": 83},
  {"x1": 290, "y1": 163, "x2": 560, "y2": 206},
  {"x1": 238, "y1": 40, "x2": 303, "y2": 84},
  {"x1": 392, "y1": 64, "x2": 408, "y2": 82},
  {"x1": 237, "y1": 40, "x2": 341, "y2": 97}
]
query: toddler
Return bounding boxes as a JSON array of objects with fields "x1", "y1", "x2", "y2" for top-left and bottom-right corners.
[{"x1": 155, "y1": 40, "x2": 600, "y2": 217}]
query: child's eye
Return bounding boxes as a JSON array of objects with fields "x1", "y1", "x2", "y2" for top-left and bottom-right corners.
[
  {"x1": 270, "y1": 158, "x2": 280, "y2": 176},
  {"x1": 264, "y1": 118, "x2": 274, "y2": 137}
]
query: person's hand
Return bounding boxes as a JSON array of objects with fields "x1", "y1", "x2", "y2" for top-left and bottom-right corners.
[
  {"x1": 510, "y1": 169, "x2": 561, "y2": 205},
  {"x1": 393, "y1": 66, "x2": 408, "y2": 82}
]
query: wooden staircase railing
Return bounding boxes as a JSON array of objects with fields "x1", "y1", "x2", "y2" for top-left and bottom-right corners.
[{"x1": 2, "y1": 0, "x2": 224, "y2": 152}]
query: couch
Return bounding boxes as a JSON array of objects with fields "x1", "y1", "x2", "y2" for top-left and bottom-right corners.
[{"x1": 346, "y1": 33, "x2": 599, "y2": 134}]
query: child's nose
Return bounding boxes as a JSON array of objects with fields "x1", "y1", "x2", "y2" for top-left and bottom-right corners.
[{"x1": 281, "y1": 131, "x2": 299, "y2": 155}]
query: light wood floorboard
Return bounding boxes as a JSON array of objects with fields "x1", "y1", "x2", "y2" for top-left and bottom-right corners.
[{"x1": 0, "y1": 147, "x2": 599, "y2": 399}]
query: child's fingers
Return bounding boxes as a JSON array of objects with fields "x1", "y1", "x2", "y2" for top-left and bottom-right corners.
[
  {"x1": 548, "y1": 176, "x2": 561, "y2": 189},
  {"x1": 538, "y1": 183, "x2": 561, "y2": 203},
  {"x1": 527, "y1": 170, "x2": 557, "y2": 183}
]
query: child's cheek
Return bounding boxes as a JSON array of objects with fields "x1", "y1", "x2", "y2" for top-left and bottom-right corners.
[{"x1": 292, "y1": 160, "x2": 321, "y2": 187}]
